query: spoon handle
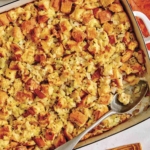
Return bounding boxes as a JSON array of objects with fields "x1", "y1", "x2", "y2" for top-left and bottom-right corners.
[{"x1": 55, "y1": 110, "x2": 117, "y2": 150}]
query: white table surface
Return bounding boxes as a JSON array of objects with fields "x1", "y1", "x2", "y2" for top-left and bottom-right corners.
[{"x1": 77, "y1": 118, "x2": 150, "y2": 150}]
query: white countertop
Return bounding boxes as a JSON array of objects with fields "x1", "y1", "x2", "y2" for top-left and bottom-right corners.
[{"x1": 77, "y1": 118, "x2": 150, "y2": 150}]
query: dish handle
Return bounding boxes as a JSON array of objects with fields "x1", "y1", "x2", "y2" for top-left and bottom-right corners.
[{"x1": 133, "y1": 11, "x2": 150, "y2": 44}]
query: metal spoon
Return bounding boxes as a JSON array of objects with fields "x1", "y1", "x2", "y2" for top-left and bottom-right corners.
[{"x1": 55, "y1": 80, "x2": 149, "y2": 150}]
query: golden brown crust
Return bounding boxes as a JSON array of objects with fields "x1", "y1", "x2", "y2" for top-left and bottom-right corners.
[
  {"x1": 100, "y1": 0, "x2": 115, "y2": 7},
  {"x1": 21, "y1": 18, "x2": 36, "y2": 34},
  {"x1": 0, "y1": 0, "x2": 147, "y2": 149},
  {"x1": 69, "y1": 110, "x2": 88, "y2": 127},
  {"x1": 61, "y1": 0, "x2": 73, "y2": 14},
  {"x1": 12, "y1": 27, "x2": 24, "y2": 40},
  {"x1": 109, "y1": 3, "x2": 123, "y2": 12},
  {"x1": 0, "y1": 13, "x2": 10, "y2": 26},
  {"x1": 51, "y1": 0, "x2": 61, "y2": 11},
  {"x1": 99, "y1": 10, "x2": 112, "y2": 24},
  {"x1": 108, "y1": 143, "x2": 142, "y2": 150},
  {"x1": 0, "y1": 91, "x2": 8, "y2": 107}
]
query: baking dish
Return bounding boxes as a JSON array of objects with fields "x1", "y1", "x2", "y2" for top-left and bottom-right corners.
[
  {"x1": 76, "y1": 0, "x2": 150, "y2": 148},
  {"x1": 0, "y1": 0, "x2": 150, "y2": 149}
]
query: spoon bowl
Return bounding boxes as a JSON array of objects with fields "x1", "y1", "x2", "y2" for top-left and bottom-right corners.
[
  {"x1": 110, "y1": 80, "x2": 148, "y2": 113},
  {"x1": 55, "y1": 80, "x2": 149, "y2": 150}
]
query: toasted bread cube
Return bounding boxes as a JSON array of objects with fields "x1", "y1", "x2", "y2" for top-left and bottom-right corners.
[
  {"x1": 98, "y1": 83, "x2": 111, "y2": 94},
  {"x1": 72, "y1": 28, "x2": 86, "y2": 42},
  {"x1": 91, "y1": 68, "x2": 101, "y2": 81},
  {"x1": 7, "y1": 10, "x2": 18, "y2": 22},
  {"x1": 131, "y1": 63, "x2": 144, "y2": 74},
  {"x1": 21, "y1": 18, "x2": 36, "y2": 34},
  {"x1": 113, "y1": 68, "x2": 123, "y2": 87},
  {"x1": 45, "y1": 130, "x2": 55, "y2": 141},
  {"x1": 0, "y1": 91, "x2": 8, "y2": 107},
  {"x1": 51, "y1": 0, "x2": 61, "y2": 11},
  {"x1": 120, "y1": 63, "x2": 132, "y2": 75},
  {"x1": 30, "y1": 27, "x2": 41, "y2": 42},
  {"x1": 109, "y1": 34, "x2": 117, "y2": 44},
  {"x1": 34, "y1": 137, "x2": 45, "y2": 148},
  {"x1": 118, "y1": 12, "x2": 129, "y2": 23},
  {"x1": 82, "y1": 12, "x2": 93, "y2": 24},
  {"x1": 69, "y1": 111, "x2": 88, "y2": 127},
  {"x1": 60, "y1": 19, "x2": 72, "y2": 32},
  {"x1": 109, "y1": 3, "x2": 123, "y2": 12},
  {"x1": 23, "y1": 106, "x2": 36, "y2": 117},
  {"x1": 0, "y1": 13, "x2": 10, "y2": 26},
  {"x1": 12, "y1": 27, "x2": 24, "y2": 40},
  {"x1": 112, "y1": 12, "x2": 129, "y2": 25},
  {"x1": 93, "y1": 8, "x2": 102, "y2": 19},
  {"x1": 87, "y1": 27, "x2": 97, "y2": 40},
  {"x1": 40, "y1": 27, "x2": 50, "y2": 39},
  {"x1": 70, "y1": 6, "x2": 85, "y2": 21},
  {"x1": 56, "y1": 97, "x2": 68, "y2": 108},
  {"x1": 100, "y1": 0, "x2": 115, "y2": 7},
  {"x1": 40, "y1": 40, "x2": 50, "y2": 53},
  {"x1": 64, "y1": 122, "x2": 74, "y2": 140},
  {"x1": 84, "y1": 1, "x2": 100, "y2": 9},
  {"x1": 37, "y1": 15, "x2": 49, "y2": 24},
  {"x1": 128, "y1": 41, "x2": 138, "y2": 51},
  {"x1": 103, "y1": 22, "x2": 113, "y2": 35},
  {"x1": 99, "y1": 10, "x2": 112, "y2": 24},
  {"x1": 134, "y1": 50, "x2": 145, "y2": 64},
  {"x1": 0, "y1": 58, "x2": 7, "y2": 69},
  {"x1": 15, "y1": 91, "x2": 34, "y2": 102},
  {"x1": 22, "y1": 48, "x2": 35, "y2": 64},
  {"x1": 41, "y1": 84, "x2": 54, "y2": 96},
  {"x1": 0, "y1": 126, "x2": 11, "y2": 139},
  {"x1": 61, "y1": 0, "x2": 73, "y2": 14},
  {"x1": 5, "y1": 68, "x2": 17, "y2": 82},
  {"x1": 121, "y1": 50, "x2": 133, "y2": 63},
  {"x1": 113, "y1": 67, "x2": 121, "y2": 79},
  {"x1": 123, "y1": 32, "x2": 130, "y2": 44},
  {"x1": 98, "y1": 93, "x2": 113, "y2": 105},
  {"x1": 54, "y1": 44, "x2": 64, "y2": 57},
  {"x1": 21, "y1": 10, "x2": 31, "y2": 21},
  {"x1": 0, "y1": 46, "x2": 9, "y2": 57},
  {"x1": 54, "y1": 134, "x2": 66, "y2": 148},
  {"x1": 38, "y1": 0, "x2": 50, "y2": 10}
]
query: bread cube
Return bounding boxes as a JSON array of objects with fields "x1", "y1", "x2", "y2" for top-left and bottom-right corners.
[
  {"x1": 0, "y1": 13, "x2": 10, "y2": 26},
  {"x1": 100, "y1": 0, "x2": 115, "y2": 7},
  {"x1": 69, "y1": 110, "x2": 88, "y2": 127},
  {"x1": 61, "y1": 0, "x2": 73, "y2": 14}
]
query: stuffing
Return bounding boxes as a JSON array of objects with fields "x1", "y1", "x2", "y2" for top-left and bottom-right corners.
[
  {"x1": 51, "y1": 0, "x2": 61, "y2": 11},
  {"x1": 109, "y1": 3, "x2": 123, "y2": 12},
  {"x1": 21, "y1": 18, "x2": 36, "y2": 34},
  {"x1": 0, "y1": 91, "x2": 8, "y2": 107},
  {"x1": 0, "y1": 13, "x2": 10, "y2": 26},
  {"x1": 71, "y1": 28, "x2": 86, "y2": 42},
  {"x1": 69, "y1": 110, "x2": 88, "y2": 127},
  {"x1": 0, "y1": 0, "x2": 146, "y2": 149},
  {"x1": 99, "y1": 10, "x2": 112, "y2": 24},
  {"x1": 38, "y1": 0, "x2": 50, "y2": 10},
  {"x1": 118, "y1": 93, "x2": 131, "y2": 105},
  {"x1": 61, "y1": 0, "x2": 73, "y2": 14},
  {"x1": 100, "y1": 0, "x2": 115, "y2": 7},
  {"x1": 12, "y1": 27, "x2": 24, "y2": 40}
]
